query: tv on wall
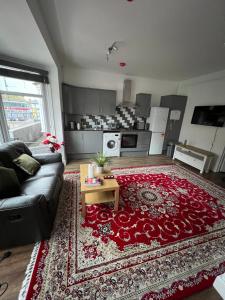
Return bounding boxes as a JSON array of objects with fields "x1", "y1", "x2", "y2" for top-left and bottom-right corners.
[{"x1": 191, "y1": 105, "x2": 225, "y2": 127}]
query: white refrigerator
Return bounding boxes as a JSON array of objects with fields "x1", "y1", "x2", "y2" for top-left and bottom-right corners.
[{"x1": 149, "y1": 107, "x2": 169, "y2": 155}]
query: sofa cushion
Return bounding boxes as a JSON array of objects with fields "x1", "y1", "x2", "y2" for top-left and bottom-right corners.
[
  {"x1": 26, "y1": 162, "x2": 64, "y2": 181},
  {"x1": 13, "y1": 154, "x2": 41, "y2": 176},
  {"x1": 0, "y1": 167, "x2": 21, "y2": 199},
  {"x1": 32, "y1": 153, "x2": 62, "y2": 165},
  {"x1": 0, "y1": 141, "x2": 32, "y2": 182},
  {"x1": 21, "y1": 175, "x2": 61, "y2": 202}
]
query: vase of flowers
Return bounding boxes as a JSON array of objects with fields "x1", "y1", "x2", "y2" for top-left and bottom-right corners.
[
  {"x1": 42, "y1": 133, "x2": 64, "y2": 153},
  {"x1": 93, "y1": 152, "x2": 110, "y2": 174}
]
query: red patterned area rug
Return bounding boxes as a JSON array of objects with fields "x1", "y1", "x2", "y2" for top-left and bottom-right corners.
[{"x1": 19, "y1": 165, "x2": 225, "y2": 300}]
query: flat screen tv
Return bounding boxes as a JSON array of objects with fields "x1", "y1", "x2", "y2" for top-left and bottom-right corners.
[{"x1": 191, "y1": 105, "x2": 225, "y2": 127}]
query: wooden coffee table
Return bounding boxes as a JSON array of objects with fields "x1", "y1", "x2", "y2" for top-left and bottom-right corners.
[{"x1": 80, "y1": 164, "x2": 120, "y2": 217}]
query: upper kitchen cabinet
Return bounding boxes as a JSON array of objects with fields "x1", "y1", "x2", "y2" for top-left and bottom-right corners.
[
  {"x1": 62, "y1": 83, "x2": 116, "y2": 115},
  {"x1": 85, "y1": 88, "x2": 100, "y2": 115},
  {"x1": 62, "y1": 83, "x2": 86, "y2": 114},
  {"x1": 62, "y1": 84, "x2": 73, "y2": 113},
  {"x1": 99, "y1": 90, "x2": 116, "y2": 115},
  {"x1": 71, "y1": 86, "x2": 86, "y2": 114},
  {"x1": 135, "y1": 93, "x2": 151, "y2": 117}
]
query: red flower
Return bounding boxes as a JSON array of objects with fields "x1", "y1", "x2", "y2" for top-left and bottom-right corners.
[
  {"x1": 42, "y1": 139, "x2": 50, "y2": 144},
  {"x1": 45, "y1": 133, "x2": 51, "y2": 137},
  {"x1": 53, "y1": 143, "x2": 61, "y2": 150},
  {"x1": 42, "y1": 133, "x2": 63, "y2": 152}
]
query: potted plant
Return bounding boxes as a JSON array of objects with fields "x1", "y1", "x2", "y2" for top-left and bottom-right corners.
[{"x1": 93, "y1": 152, "x2": 110, "y2": 174}]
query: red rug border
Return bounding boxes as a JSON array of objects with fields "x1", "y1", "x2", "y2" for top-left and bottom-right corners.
[
  {"x1": 142, "y1": 261, "x2": 225, "y2": 300},
  {"x1": 23, "y1": 241, "x2": 225, "y2": 300},
  {"x1": 21, "y1": 240, "x2": 49, "y2": 300}
]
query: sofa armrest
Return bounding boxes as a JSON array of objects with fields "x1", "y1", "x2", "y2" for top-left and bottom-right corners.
[
  {"x1": 0, "y1": 194, "x2": 47, "y2": 210},
  {"x1": 0, "y1": 194, "x2": 52, "y2": 248},
  {"x1": 32, "y1": 153, "x2": 62, "y2": 165}
]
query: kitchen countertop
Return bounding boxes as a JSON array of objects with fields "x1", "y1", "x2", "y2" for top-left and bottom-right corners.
[{"x1": 64, "y1": 129, "x2": 150, "y2": 132}]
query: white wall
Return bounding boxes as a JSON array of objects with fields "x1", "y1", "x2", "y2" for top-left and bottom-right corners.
[
  {"x1": 63, "y1": 66, "x2": 179, "y2": 107},
  {"x1": 27, "y1": 0, "x2": 65, "y2": 161},
  {"x1": 48, "y1": 65, "x2": 64, "y2": 142},
  {"x1": 178, "y1": 70, "x2": 225, "y2": 171}
]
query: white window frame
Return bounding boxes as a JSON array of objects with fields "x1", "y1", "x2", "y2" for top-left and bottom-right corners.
[
  {"x1": 0, "y1": 94, "x2": 9, "y2": 143},
  {"x1": 0, "y1": 82, "x2": 51, "y2": 145}
]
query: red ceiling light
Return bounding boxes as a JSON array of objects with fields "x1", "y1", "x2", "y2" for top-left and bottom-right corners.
[{"x1": 119, "y1": 62, "x2": 126, "y2": 67}]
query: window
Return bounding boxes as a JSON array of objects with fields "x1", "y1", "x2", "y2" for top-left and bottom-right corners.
[{"x1": 0, "y1": 76, "x2": 48, "y2": 147}]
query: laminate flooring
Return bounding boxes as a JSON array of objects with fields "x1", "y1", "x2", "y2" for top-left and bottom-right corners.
[{"x1": 0, "y1": 155, "x2": 224, "y2": 300}]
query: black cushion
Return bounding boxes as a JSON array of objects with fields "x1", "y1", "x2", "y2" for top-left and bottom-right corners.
[
  {"x1": 0, "y1": 141, "x2": 32, "y2": 182},
  {"x1": 0, "y1": 166, "x2": 21, "y2": 199}
]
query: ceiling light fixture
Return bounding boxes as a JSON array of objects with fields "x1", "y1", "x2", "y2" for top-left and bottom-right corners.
[{"x1": 106, "y1": 41, "x2": 119, "y2": 62}]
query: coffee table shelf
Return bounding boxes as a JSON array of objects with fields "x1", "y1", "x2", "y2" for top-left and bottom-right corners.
[{"x1": 85, "y1": 191, "x2": 115, "y2": 205}]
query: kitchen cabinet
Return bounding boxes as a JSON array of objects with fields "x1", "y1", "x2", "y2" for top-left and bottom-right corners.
[
  {"x1": 62, "y1": 84, "x2": 86, "y2": 114},
  {"x1": 85, "y1": 88, "x2": 100, "y2": 115},
  {"x1": 99, "y1": 90, "x2": 116, "y2": 115},
  {"x1": 64, "y1": 131, "x2": 103, "y2": 155},
  {"x1": 62, "y1": 84, "x2": 73, "y2": 113},
  {"x1": 71, "y1": 87, "x2": 86, "y2": 115},
  {"x1": 62, "y1": 83, "x2": 116, "y2": 115},
  {"x1": 64, "y1": 131, "x2": 84, "y2": 153},
  {"x1": 83, "y1": 131, "x2": 103, "y2": 153},
  {"x1": 135, "y1": 93, "x2": 151, "y2": 117},
  {"x1": 137, "y1": 131, "x2": 151, "y2": 151}
]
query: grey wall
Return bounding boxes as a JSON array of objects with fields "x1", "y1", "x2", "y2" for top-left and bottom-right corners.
[{"x1": 160, "y1": 95, "x2": 187, "y2": 150}]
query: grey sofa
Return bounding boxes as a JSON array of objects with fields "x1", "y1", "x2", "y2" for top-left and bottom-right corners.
[{"x1": 0, "y1": 141, "x2": 64, "y2": 249}]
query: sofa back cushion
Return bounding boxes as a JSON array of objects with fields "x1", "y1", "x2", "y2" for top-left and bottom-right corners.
[
  {"x1": 0, "y1": 166, "x2": 21, "y2": 199},
  {"x1": 0, "y1": 141, "x2": 32, "y2": 182}
]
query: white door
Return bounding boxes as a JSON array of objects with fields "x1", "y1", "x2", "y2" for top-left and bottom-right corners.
[
  {"x1": 149, "y1": 132, "x2": 165, "y2": 154},
  {"x1": 149, "y1": 107, "x2": 169, "y2": 133}
]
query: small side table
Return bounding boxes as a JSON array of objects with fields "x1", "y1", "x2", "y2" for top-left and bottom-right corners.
[{"x1": 80, "y1": 164, "x2": 120, "y2": 217}]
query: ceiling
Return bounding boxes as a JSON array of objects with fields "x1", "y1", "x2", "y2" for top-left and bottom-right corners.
[
  {"x1": 38, "y1": 0, "x2": 225, "y2": 81},
  {"x1": 1, "y1": 0, "x2": 225, "y2": 80},
  {"x1": 0, "y1": 0, "x2": 54, "y2": 69}
]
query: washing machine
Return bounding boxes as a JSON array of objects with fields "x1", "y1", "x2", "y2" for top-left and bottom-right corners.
[{"x1": 103, "y1": 132, "x2": 121, "y2": 157}]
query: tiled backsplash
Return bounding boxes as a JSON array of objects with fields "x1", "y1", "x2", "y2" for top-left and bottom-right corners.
[{"x1": 82, "y1": 106, "x2": 145, "y2": 129}]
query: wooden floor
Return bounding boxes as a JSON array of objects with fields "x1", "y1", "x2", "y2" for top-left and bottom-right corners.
[{"x1": 0, "y1": 155, "x2": 224, "y2": 300}]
